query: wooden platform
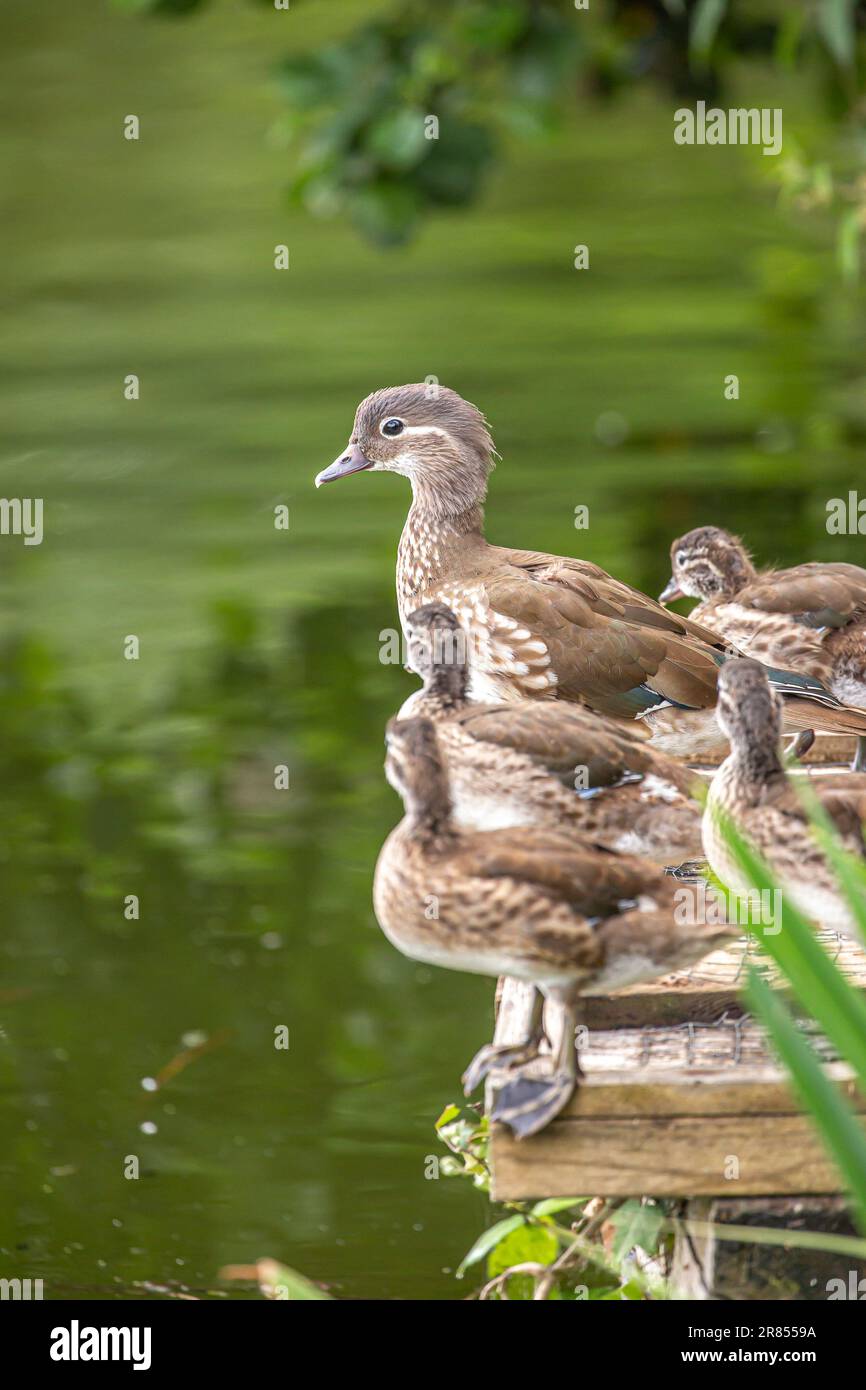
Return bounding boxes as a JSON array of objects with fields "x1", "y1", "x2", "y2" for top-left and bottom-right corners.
[
  {"x1": 582, "y1": 930, "x2": 866, "y2": 1027},
  {"x1": 488, "y1": 934, "x2": 866, "y2": 1201}
]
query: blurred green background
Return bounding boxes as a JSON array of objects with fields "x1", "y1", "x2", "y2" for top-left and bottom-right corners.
[{"x1": 1, "y1": 0, "x2": 864, "y2": 1299}]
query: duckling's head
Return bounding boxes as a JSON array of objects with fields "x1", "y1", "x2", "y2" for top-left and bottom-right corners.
[
  {"x1": 715, "y1": 658, "x2": 782, "y2": 752},
  {"x1": 384, "y1": 716, "x2": 452, "y2": 829},
  {"x1": 405, "y1": 603, "x2": 469, "y2": 700},
  {"x1": 659, "y1": 526, "x2": 755, "y2": 603},
  {"x1": 315, "y1": 384, "x2": 496, "y2": 519}
]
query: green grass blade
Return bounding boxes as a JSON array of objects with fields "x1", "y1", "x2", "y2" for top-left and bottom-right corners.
[
  {"x1": 681, "y1": 1218, "x2": 866, "y2": 1261},
  {"x1": 745, "y1": 965, "x2": 866, "y2": 1233},
  {"x1": 791, "y1": 774, "x2": 866, "y2": 942},
  {"x1": 717, "y1": 811, "x2": 866, "y2": 1098}
]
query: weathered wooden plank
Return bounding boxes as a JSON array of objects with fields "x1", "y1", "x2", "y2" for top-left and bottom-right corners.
[
  {"x1": 554, "y1": 1066, "x2": 863, "y2": 1118},
  {"x1": 491, "y1": 1016, "x2": 861, "y2": 1118},
  {"x1": 492, "y1": 932, "x2": 866, "y2": 1032},
  {"x1": 488, "y1": 1016, "x2": 861, "y2": 1199},
  {"x1": 490, "y1": 1113, "x2": 860, "y2": 1200},
  {"x1": 590, "y1": 932, "x2": 866, "y2": 1028}
]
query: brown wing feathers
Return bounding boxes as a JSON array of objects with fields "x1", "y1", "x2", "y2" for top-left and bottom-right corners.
[
  {"x1": 742, "y1": 564, "x2": 866, "y2": 627},
  {"x1": 456, "y1": 829, "x2": 674, "y2": 915},
  {"x1": 453, "y1": 701, "x2": 696, "y2": 793},
  {"x1": 507, "y1": 549, "x2": 731, "y2": 649},
  {"x1": 487, "y1": 560, "x2": 727, "y2": 713}
]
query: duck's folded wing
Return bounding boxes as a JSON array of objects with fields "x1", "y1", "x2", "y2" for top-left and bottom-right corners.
[
  {"x1": 483, "y1": 570, "x2": 724, "y2": 716},
  {"x1": 760, "y1": 779, "x2": 866, "y2": 855},
  {"x1": 453, "y1": 700, "x2": 644, "y2": 771},
  {"x1": 740, "y1": 565, "x2": 866, "y2": 629},
  {"x1": 502, "y1": 547, "x2": 732, "y2": 650},
  {"x1": 817, "y1": 788, "x2": 866, "y2": 853},
  {"x1": 705, "y1": 601, "x2": 832, "y2": 680},
  {"x1": 453, "y1": 700, "x2": 697, "y2": 794},
  {"x1": 455, "y1": 829, "x2": 673, "y2": 915}
]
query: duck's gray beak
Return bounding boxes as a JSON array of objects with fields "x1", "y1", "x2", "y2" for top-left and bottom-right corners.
[
  {"x1": 315, "y1": 442, "x2": 373, "y2": 487},
  {"x1": 658, "y1": 576, "x2": 683, "y2": 603}
]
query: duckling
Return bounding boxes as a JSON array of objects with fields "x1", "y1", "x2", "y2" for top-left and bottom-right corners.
[
  {"x1": 660, "y1": 525, "x2": 866, "y2": 768},
  {"x1": 704, "y1": 660, "x2": 866, "y2": 941},
  {"x1": 316, "y1": 385, "x2": 866, "y2": 760},
  {"x1": 399, "y1": 601, "x2": 703, "y2": 864},
  {"x1": 374, "y1": 716, "x2": 737, "y2": 1137}
]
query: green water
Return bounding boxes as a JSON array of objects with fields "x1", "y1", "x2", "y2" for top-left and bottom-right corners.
[{"x1": 1, "y1": 1, "x2": 864, "y2": 1299}]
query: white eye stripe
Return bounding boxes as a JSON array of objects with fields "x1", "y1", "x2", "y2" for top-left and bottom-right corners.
[
  {"x1": 401, "y1": 425, "x2": 450, "y2": 439},
  {"x1": 378, "y1": 421, "x2": 451, "y2": 442},
  {"x1": 375, "y1": 424, "x2": 457, "y2": 474}
]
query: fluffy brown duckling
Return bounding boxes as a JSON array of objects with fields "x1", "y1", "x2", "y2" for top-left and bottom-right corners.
[
  {"x1": 704, "y1": 660, "x2": 866, "y2": 941},
  {"x1": 316, "y1": 384, "x2": 866, "y2": 760},
  {"x1": 661, "y1": 525, "x2": 866, "y2": 768},
  {"x1": 374, "y1": 716, "x2": 737, "y2": 1137},
  {"x1": 399, "y1": 601, "x2": 703, "y2": 865}
]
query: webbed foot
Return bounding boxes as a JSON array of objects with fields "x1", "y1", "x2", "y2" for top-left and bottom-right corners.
[
  {"x1": 664, "y1": 859, "x2": 708, "y2": 883},
  {"x1": 461, "y1": 1034, "x2": 545, "y2": 1096},
  {"x1": 490, "y1": 1069, "x2": 577, "y2": 1139},
  {"x1": 852, "y1": 736, "x2": 866, "y2": 774}
]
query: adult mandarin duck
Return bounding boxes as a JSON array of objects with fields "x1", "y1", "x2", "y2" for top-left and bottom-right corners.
[{"x1": 316, "y1": 385, "x2": 866, "y2": 759}]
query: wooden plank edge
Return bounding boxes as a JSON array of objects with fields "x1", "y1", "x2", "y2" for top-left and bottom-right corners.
[{"x1": 490, "y1": 1113, "x2": 861, "y2": 1200}]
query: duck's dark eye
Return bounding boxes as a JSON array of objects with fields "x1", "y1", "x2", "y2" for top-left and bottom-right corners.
[{"x1": 381, "y1": 418, "x2": 404, "y2": 437}]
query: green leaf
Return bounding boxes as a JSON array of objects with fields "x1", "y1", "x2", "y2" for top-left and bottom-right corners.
[
  {"x1": 486, "y1": 1223, "x2": 559, "y2": 1288},
  {"x1": 365, "y1": 109, "x2": 428, "y2": 172},
  {"x1": 745, "y1": 967, "x2": 866, "y2": 1233},
  {"x1": 457, "y1": 1215, "x2": 525, "y2": 1277},
  {"x1": 435, "y1": 1103, "x2": 461, "y2": 1130},
  {"x1": 689, "y1": 0, "x2": 728, "y2": 65},
  {"x1": 815, "y1": 0, "x2": 856, "y2": 69},
  {"x1": 277, "y1": 55, "x2": 341, "y2": 109},
  {"x1": 348, "y1": 181, "x2": 419, "y2": 247},
  {"x1": 531, "y1": 1197, "x2": 585, "y2": 1219},
  {"x1": 607, "y1": 1199, "x2": 666, "y2": 1262},
  {"x1": 416, "y1": 120, "x2": 494, "y2": 207},
  {"x1": 456, "y1": 1, "x2": 527, "y2": 51},
  {"x1": 618, "y1": 1278, "x2": 646, "y2": 1300}
]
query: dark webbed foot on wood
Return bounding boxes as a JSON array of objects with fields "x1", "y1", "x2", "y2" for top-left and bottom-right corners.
[
  {"x1": 490, "y1": 1069, "x2": 578, "y2": 1139},
  {"x1": 461, "y1": 1034, "x2": 545, "y2": 1096},
  {"x1": 464, "y1": 1045, "x2": 544, "y2": 1095},
  {"x1": 462, "y1": 988, "x2": 546, "y2": 1095},
  {"x1": 487, "y1": 990, "x2": 580, "y2": 1137},
  {"x1": 663, "y1": 859, "x2": 708, "y2": 883},
  {"x1": 852, "y1": 736, "x2": 866, "y2": 773}
]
